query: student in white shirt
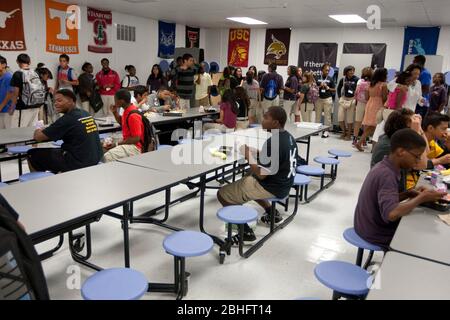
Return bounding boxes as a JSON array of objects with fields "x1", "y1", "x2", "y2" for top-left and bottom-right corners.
[
  {"x1": 121, "y1": 65, "x2": 140, "y2": 91},
  {"x1": 194, "y1": 63, "x2": 213, "y2": 107}
]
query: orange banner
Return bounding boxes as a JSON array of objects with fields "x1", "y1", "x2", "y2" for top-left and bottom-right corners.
[
  {"x1": 45, "y1": 0, "x2": 79, "y2": 54},
  {"x1": 0, "y1": 0, "x2": 26, "y2": 51}
]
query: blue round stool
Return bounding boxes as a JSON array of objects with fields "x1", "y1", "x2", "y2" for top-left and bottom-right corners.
[
  {"x1": 249, "y1": 124, "x2": 261, "y2": 128},
  {"x1": 158, "y1": 144, "x2": 173, "y2": 150},
  {"x1": 343, "y1": 228, "x2": 383, "y2": 269},
  {"x1": 52, "y1": 140, "x2": 63, "y2": 147},
  {"x1": 217, "y1": 206, "x2": 258, "y2": 263},
  {"x1": 294, "y1": 174, "x2": 311, "y2": 203},
  {"x1": 0, "y1": 182, "x2": 8, "y2": 188},
  {"x1": 314, "y1": 156, "x2": 340, "y2": 181},
  {"x1": 163, "y1": 231, "x2": 214, "y2": 299},
  {"x1": 178, "y1": 138, "x2": 194, "y2": 145},
  {"x1": 99, "y1": 133, "x2": 108, "y2": 140},
  {"x1": 328, "y1": 149, "x2": 352, "y2": 159},
  {"x1": 314, "y1": 261, "x2": 372, "y2": 300},
  {"x1": 297, "y1": 165, "x2": 325, "y2": 176},
  {"x1": 19, "y1": 172, "x2": 54, "y2": 182},
  {"x1": 81, "y1": 268, "x2": 148, "y2": 300},
  {"x1": 8, "y1": 146, "x2": 32, "y2": 154}
]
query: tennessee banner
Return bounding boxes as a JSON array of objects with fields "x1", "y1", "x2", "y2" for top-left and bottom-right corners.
[
  {"x1": 45, "y1": 0, "x2": 79, "y2": 54},
  {"x1": 87, "y1": 7, "x2": 112, "y2": 53},
  {"x1": 0, "y1": 0, "x2": 26, "y2": 51},
  {"x1": 227, "y1": 28, "x2": 250, "y2": 67}
]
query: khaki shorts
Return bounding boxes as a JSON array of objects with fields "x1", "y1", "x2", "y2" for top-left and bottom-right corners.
[
  {"x1": 103, "y1": 144, "x2": 141, "y2": 162},
  {"x1": 195, "y1": 96, "x2": 210, "y2": 108},
  {"x1": 338, "y1": 97, "x2": 356, "y2": 124},
  {"x1": 218, "y1": 175, "x2": 274, "y2": 205},
  {"x1": 355, "y1": 101, "x2": 366, "y2": 122},
  {"x1": 248, "y1": 99, "x2": 262, "y2": 122}
]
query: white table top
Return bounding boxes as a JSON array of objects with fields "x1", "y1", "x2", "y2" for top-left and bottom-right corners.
[
  {"x1": 146, "y1": 107, "x2": 218, "y2": 126},
  {"x1": 367, "y1": 252, "x2": 450, "y2": 300},
  {"x1": 0, "y1": 127, "x2": 35, "y2": 145},
  {"x1": 230, "y1": 125, "x2": 329, "y2": 141},
  {"x1": 390, "y1": 207, "x2": 450, "y2": 265},
  {"x1": 0, "y1": 162, "x2": 181, "y2": 237}
]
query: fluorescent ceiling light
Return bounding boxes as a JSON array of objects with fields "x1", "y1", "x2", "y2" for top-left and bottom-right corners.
[
  {"x1": 226, "y1": 17, "x2": 268, "y2": 25},
  {"x1": 329, "y1": 14, "x2": 367, "y2": 24}
]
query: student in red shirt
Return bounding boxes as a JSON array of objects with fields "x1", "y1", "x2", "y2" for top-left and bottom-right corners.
[
  {"x1": 95, "y1": 58, "x2": 121, "y2": 118},
  {"x1": 103, "y1": 89, "x2": 144, "y2": 162}
]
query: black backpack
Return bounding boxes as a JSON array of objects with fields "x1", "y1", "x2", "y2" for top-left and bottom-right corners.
[
  {"x1": 0, "y1": 195, "x2": 50, "y2": 300},
  {"x1": 126, "y1": 110, "x2": 159, "y2": 153}
]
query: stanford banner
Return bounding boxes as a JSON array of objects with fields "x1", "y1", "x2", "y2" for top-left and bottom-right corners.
[
  {"x1": 343, "y1": 43, "x2": 387, "y2": 68},
  {"x1": 227, "y1": 28, "x2": 250, "y2": 67},
  {"x1": 185, "y1": 26, "x2": 200, "y2": 48},
  {"x1": 264, "y1": 28, "x2": 290, "y2": 66},
  {"x1": 87, "y1": 7, "x2": 112, "y2": 53},
  {"x1": 158, "y1": 21, "x2": 175, "y2": 58},
  {"x1": 45, "y1": 0, "x2": 79, "y2": 54},
  {"x1": 298, "y1": 43, "x2": 338, "y2": 77},
  {"x1": 0, "y1": 0, "x2": 26, "y2": 51}
]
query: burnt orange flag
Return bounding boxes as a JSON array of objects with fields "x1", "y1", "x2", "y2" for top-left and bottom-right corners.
[
  {"x1": 46, "y1": 0, "x2": 79, "y2": 54},
  {"x1": 0, "y1": 0, "x2": 26, "y2": 51}
]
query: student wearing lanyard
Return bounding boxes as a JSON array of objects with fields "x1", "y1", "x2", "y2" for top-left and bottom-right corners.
[
  {"x1": 282, "y1": 65, "x2": 299, "y2": 123},
  {"x1": 315, "y1": 64, "x2": 336, "y2": 138}
]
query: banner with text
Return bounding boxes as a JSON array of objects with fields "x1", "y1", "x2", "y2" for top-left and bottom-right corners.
[
  {"x1": 298, "y1": 43, "x2": 338, "y2": 77},
  {"x1": 158, "y1": 21, "x2": 175, "y2": 58},
  {"x1": 87, "y1": 7, "x2": 112, "y2": 53},
  {"x1": 185, "y1": 26, "x2": 200, "y2": 48},
  {"x1": 264, "y1": 28, "x2": 290, "y2": 66},
  {"x1": 45, "y1": 0, "x2": 79, "y2": 54},
  {"x1": 0, "y1": 0, "x2": 26, "y2": 51},
  {"x1": 227, "y1": 28, "x2": 250, "y2": 67}
]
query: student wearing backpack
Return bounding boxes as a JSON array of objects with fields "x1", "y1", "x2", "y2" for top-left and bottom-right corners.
[
  {"x1": 0, "y1": 56, "x2": 14, "y2": 129},
  {"x1": 337, "y1": 65, "x2": 359, "y2": 140},
  {"x1": 297, "y1": 72, "x2": 317, "y2": 123},
  {"x1": 9, "y1": 54, "x2": 46, "y2": 128},
  {"x1": 121, "y1": 65, "x2": 140, "y2": 91},
  {"x1": 260, "y1": 63, "x2": 284, "y2": 115},
  {"x1": 315, "y1": 63, "x2": 336, "y2": 138},
  {"x1": 96, "y1": 58, "x2": 121, "y2": 118},
  {"x1": 353, "y1": 67, "x2": 373, "y2": 144},
  {"x1": 103, "y1": 89, "x2": 146, "y2": 162},
  {"x1": 55, "y1": 54, "x2": 78, "y2": 92},
  {"x1": 282, "y1": 65, "x2": 299, "y2": 123}
]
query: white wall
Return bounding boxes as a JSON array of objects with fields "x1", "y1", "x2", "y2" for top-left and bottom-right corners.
[{"x1": 0, "y1": 0, "x2": 206, "y2": 87}]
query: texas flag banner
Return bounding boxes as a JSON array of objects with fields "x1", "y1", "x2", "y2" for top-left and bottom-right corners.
[
  {"x1": 227, "y1": 28, "x2": 250, "y2": 67},
  {"x1": 45, "y1": 0, "x2": 79, "y2": 54},
  {"x1": 87, "y1": 7, "x2": 113, "y2": 54},
  {"x1": 0, "y1": 0, "x2": 26, "y2": 51}
]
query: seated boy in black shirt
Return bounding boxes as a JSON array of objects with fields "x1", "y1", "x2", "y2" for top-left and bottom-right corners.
[
  {"x1": 27, "y1": 89, "x2": 103, "y2": 173},
  {"x1": 217, "y1": 106, "x2": 299, "y2": 241}
]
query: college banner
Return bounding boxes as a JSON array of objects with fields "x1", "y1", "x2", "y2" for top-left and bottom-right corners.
[
  {"x1": 298, "y1": 43, "x2": 338, "y2": 77},
  {"x1": 185, "y1": 26, "x2": 200, "y2": 48},
  {"x1": 0, "y1": 0, "x2": 26, "y2": 51},
  {"x1": 227, "y1": 28, "x2": 250, "y2": 67},
  {"x1": 401, "y1": 26, "x2": 440, "y2": 69},
  {"x1": 264, "y1": 28, "x2": 290, "y2": 66},
  {"x1": 87, "y1": 7, "x2": 112, "y2": 54},
  {"x1": 45, "y1": 0, "x2": 79, "y2": 54},
  {"x1": 158, "y1": 21, "x2": 175, "y2": 59},
  {"x1": 343, "y1": 43, "x2": 387, "y2": 69}
]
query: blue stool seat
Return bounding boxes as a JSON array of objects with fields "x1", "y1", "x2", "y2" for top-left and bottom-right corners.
[
  {"x1": 158, "y1": 144, "x2": 173, "y2": 150},
  {"x1": 265, "y1": 196, "x2": 288, "y2": 202},
  {"x1": 295, "y1": 297, "x2": 321, "y2": 300},
  {"x1": 99, "y1": 133, "x2": 108, "y2": 140},
  {"x1": 163, "y1": 231, "x2": 214, "y2": 258},
  {"x1": 178, "y1": 139, "x2": 193, "y2": 145},
  {"x1": 343, "y1": 228, "x2": 382, "y2": 252},
  {"x1": 328, "y1": 149, "x2": 352, "y2": 158},
  {"x1": 81, "y1": 268, "x2": 148, "y2": 300},
  {"x1": 249, "y1": 124, "x2": 261, "y2": 128},
  {"x1": 314, "y1": 261, "x2": 372, "y2": 297},
  {"x1": 294, "y1": 174, "x2": 311, "y2": 186},
  {"x1": 314, "y1": 156, "x2": 340, "y2": 166},
  {"x1": 19, "y1": 172, "x2": 54, "y2": 182},
  {"x1": 217, "y1": 206, "x2": 258, "y2": 224},
  {"x1": 297, "y1": 165, "x2": 325, "y2": 176},
  {"x1": 8, "y1": 146, "x2": 32, "y2": 154},
  {"x1": 0, "y1": 182, "x2": 8, "y2": 188},
  {"x1": 52, "y1": 140, "x2": 63, "y2": 147}
]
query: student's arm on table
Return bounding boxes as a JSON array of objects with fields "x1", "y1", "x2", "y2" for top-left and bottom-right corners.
[
  {"x1": 33, "y1": 129, "x2": 50, "y2": 142},
  {"x1": 240, "y1": 144, "x2": 268, "y2": 180},
  {"x1": 389, "y1": 189, "x2": 446, "y2": 221}
]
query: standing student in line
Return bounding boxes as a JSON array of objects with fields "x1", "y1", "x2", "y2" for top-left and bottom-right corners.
[
  {"x1": 194, "y1": 63, "x2": 213, "y2": 108},
  {"x1": 218, "y1": 67, "x2": 238, "y2": 97},
  {"x1": 297, "y1": 72, "x2": 317, "y2": 123},
  {"x1": 233, "y1": 67, "x2": 245, "y2": 87},
  {"x1": 354, "y1": 128, "x2": 445, "y2": 250},
  {"x1": 234, "y1": 86, "x2": 251, "y2": 130},
  {"x1": 173, "y1": 54, "x2": 196, "y2": 110},
  {"x1": 282, "y1": 65, "x2": 299, "y2": 123},
  {"x1": 9, "y1": 54, "x2": 46, "y2": 128},
  {"x1": 383, "y1": 71, "x2": 411, "y2": 117},
  {"x1": 337, "y1": 65, "x2": 359, "y2": 140},
  {"x1": 429, "y1": 73, "x2": 447, "y2": 113},
  {"x1": 217, "y1": 106, "x2": 299, "y2": 242},
  {"x1": 95, "y1": 58, "x2": 121, "y2": 117},
  {"x1": 248, "y1": 66, "x2": 258, "y2": 81},
  {"x1": 78, "y1": 62, "x2": 96, "y2": 114},
  {"x1": 353, "y1": 67, "x2": 373, "y2": 145},
  {"x1": 55, "y1": 54, "x2": 78, "y2": 92},
  {"x1": 315, "y1": 63, "x2": 336, "y2": 138},
  {"x1": 0, "y1": 56, "x2": 14, "y2": 129},
  {"x1": 103, "y1": 89, "x2": 145, "y2": 162},
  {"x1": 203, "y1": 89, "x2": 237, "y2": 133},
  {"x1": 146, "y1": 64, "x2": 167, "y2": 93},
  {"x1": 121, "y1": 65, "x2": 140, "y2": 91},
  {"x1": 355, "y1": 68, "x2": 388, "y2": 152},
  {"x1": 242, "y1": 70, "x2": 261, "y2": 124},
  {"x1": 36, "y1": 65, "x2": 56, "y2": 124},
  {"x1": 413, "y1": 55, "x2": 432, "y2": 118},
  {"x1": 260, "y1": 63, "x2": 284, "y2": 115},
  {"x1": 27, "y1": 89, "x2": 103, "y2": 173}
]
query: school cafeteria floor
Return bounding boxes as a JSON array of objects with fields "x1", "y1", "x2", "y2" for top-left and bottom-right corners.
[{"x1": 2, "y1": 133, "x2": 382, "y2": 300}]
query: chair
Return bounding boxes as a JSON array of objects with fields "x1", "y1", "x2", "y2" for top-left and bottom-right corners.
[
  {"x1": 163, "y1": 231, "x2": 214, "y2": 299},
  {"x1": 343, "y1": 228, "x2": 383, "y2": 269},
  {"x1": 328, "y1": 149, "x2": 352, "y2": 159},
  {"x1": 81, "y1": 268, "x2": 148, "y2": 300},
  {"x1": 19, "y1": 172, "x2": 54, "y2": 183},
  {"x1": 314, "y1": 156, "x2": 340, "y2": 181},
  {"x1": 296, "y1": 165, "x2": 326, "y2": 202},
  {"x1": 314, "y1": 261, "x2": 372, "y2": 300},
  {"x1": 292, "y1": 174, "x2": 312, "y2": 203}
]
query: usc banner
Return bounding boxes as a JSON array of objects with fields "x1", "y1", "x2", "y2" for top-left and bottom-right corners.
[
  {"x1": 46, "y1": 0, "x2": 79, "y2": 54},
  {"x1": 227, "y1": 28, "x2": 250, "y2": 67},
  {"x1": 87, "y1": 7, "x2": 112, "y2": 53},
  {"x1": 0, "y1": 0, "x2": 26, "y2": 51}
]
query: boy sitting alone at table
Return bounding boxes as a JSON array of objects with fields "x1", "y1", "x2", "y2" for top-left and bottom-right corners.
[
  {"x1": 354, "y1": 128, "x2": 445, "y2": 250},
  {"x1": 217, "y1": 106, "x2": 299, "y2": 242}
]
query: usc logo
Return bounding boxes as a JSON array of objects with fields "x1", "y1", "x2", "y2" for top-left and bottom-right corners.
[{"x1": 230, "y1": 29, "x2": 250, "y2": 42}]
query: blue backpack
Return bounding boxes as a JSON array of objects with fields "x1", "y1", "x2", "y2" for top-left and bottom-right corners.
[{"x1": 264, "y1": 78, "x2": 278, "y2": 100}]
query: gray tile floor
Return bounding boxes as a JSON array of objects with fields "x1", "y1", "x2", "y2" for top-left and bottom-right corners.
[{"x1": 1, "y1": 133, "x2": 383, "y2": 300}]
